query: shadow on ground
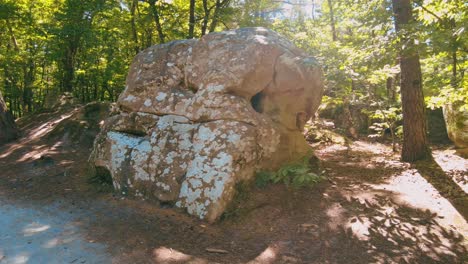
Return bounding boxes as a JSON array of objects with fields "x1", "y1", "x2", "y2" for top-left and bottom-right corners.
[{"x1": 413, "y1": 160, "x2": 468, "y2": 220}]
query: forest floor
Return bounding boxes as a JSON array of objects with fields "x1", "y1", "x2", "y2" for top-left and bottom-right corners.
[{"x1": 0, "y1": 105, "x2": 467, "y2": 264}]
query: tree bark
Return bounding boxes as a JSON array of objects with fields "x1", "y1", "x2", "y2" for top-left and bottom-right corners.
[
  {"x1": 209, "y1": 0, "x2": 229, "y2": 33},
  {"x1": 148, "y1": 0, "x2": 165, "y2": 43},
  {"x1": 201, "y1": 0, "x2": 210, "y2": 36},
  {"x1": 62, "y1": 41, "x2": 78, "y2": 93},
  {"x1": 130, "y1": 0, "x2": 140, "y2": 54},
  {"x1": 449, "y1": 19, "x2": 458, "y2": 88},
  {"x1": 327, "y1": 0, "x2": 337, "y2": 41},
  {"x1": 392, "y1": 0, "x2": 430, "y2": 162},
  {"x1": 0, "y1": 90, "x2": 19, "y2": 144},
  {"x1": 208, "y1": 0, "x2": 221, "y2": 32},
  {"x1": 188, "y1": 0, "x2": 196, "y2": 38},
  {"x1": 386, "y1": 76, "x2": 396, "y2": 102}
]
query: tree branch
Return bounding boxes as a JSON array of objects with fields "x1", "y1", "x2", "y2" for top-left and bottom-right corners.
[{"x1": 414, "y1": 2, "x2": 443, "y2": 23}]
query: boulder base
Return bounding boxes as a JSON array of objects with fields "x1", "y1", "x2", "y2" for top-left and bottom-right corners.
[{"x1": 90, "y1": 27, "x2": 323, "y2": 221}]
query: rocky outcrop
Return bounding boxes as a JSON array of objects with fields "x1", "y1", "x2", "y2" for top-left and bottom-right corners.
[
  {"x1": 443, "y1": 103, "x2": 468, "y2": 157},
  {"x1": 90, "y1": 27, "x2": 323, "y2": 222},
  {"x1": 426, "y1": 108, "x2": 449, "y2": 144},
  {"x1": 0, "y1": 91, "x2": 19, "y2": 144}
]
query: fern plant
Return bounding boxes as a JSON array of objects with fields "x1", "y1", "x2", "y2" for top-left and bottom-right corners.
[{"x1": 255, "y1": 157, "x2": 324, "y2": 188}]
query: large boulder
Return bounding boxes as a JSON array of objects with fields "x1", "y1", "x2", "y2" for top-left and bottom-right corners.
[
  {"x1": 0, "y1": 91, "x2": 19, "y2": 144},
  {"x1": 90, "y1": 27, "x2": 323, "y2": 222}
]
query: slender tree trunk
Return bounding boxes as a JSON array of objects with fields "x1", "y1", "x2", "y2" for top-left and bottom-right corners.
[
  {"x1": 392, "y1": 0, "x2": 430, "y2": 162},
  {"x1": 23, "y1": 55, "x2": 34, "y2": 112},
  {"x1": 449, "y1": 19, "x2": 458, "y2": 88},
  {"x1": 130, "y1": 0, "x2": 140, "y2": 54},
  {"x1": 62, "y1": 43, "x2": 77, "y2": 93},
  {"x1": 5, "y1": 20, "x2": 19, "y2": 51},
  {"x1": 386, "y1": 76, "x2": 396, "y2": 102},
  {"x1": 208, "y1": 0, "x2": 221, "y2": 33},
  {"x1": 327, "y1": 0, "x2": 337, "y2": 41},
  {"x1": 209, "y1": 0, "x2": 229, "y2": 32},
  {"x1": 148, "y1": 0, "x2": 165, "y2": 43},
  {"x1": 144, "y1": 28, "x2": 153, "y2": 47},
  {"x1": 451, "y1": 50, "x2": 457, "y2": 87},
  {"x1": 201, "y1": 0, "x2": 210, "y2": 36},
  {"x1": 188, "y1": 0, "x2": 196, "y2": 38},
  {"x1": 311, "y1": 0, "x2": 316, "y2": 20}
]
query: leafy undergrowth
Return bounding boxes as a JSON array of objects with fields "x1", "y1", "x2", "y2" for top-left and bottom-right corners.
[{"x1": 255, "y1": 156, "x2": 325, "y2": 189}]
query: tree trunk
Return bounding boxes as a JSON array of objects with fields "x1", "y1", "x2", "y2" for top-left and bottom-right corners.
[
  {"x1": 0, "y1": 90, "x2": 19, "y2": 144},
  {"x1": 201, "y1": 0, "x2": 209, "y2": 36},
  {"x1": 62, "y1": 43, "x2": 77, "y2": 93},
  {"x1": 148, "y1": 0, "x2": 165, "y2": 43},
  {"x1": 327, "y1": 0, "x2": 337, "y2": 41},
  {"x1": 209, "y1": 0, "x2": 228, "y2": 32},
  {"x1": 386, "y1": 76, "x2": 396, "y2": 102},
  {"x1": 188, "y1": 0, "x2": 196, "y2": 38},
  {"x1": 392, "y1": 0, "x2": 430, "y2": 162},
  {"x1": 130, "y1": 0, "x2": 140, "y2": 54},
  {"x1": 209, "y1": 0, "x2": 222, "y2": 32},
  {"x1": 450, "y1": 19, "x2": 457, "y2": 88},
  {"x1": 23, "y1": 43, "x2": 35, "y2": 113}
]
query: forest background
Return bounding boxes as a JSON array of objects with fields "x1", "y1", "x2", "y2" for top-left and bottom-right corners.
[{"x1": 0, "y1": 0, "x2": 466, "y2": 141}]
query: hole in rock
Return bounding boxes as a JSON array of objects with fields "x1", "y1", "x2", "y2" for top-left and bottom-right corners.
[
  {"x1": 119, "y1": 129, "x2": 147, "y2": 137},
  {"x1": 159, "y1": 200, "x2": 175, "y2": 209},
  {"x1": 251, "y1": 91, "x2": 265, "y2": 113},
  {"x1": 187, "y1": 83, "x2": 198, "y2": 93},
  {"x1": 182, "y1": 78, "x2": 198, "y2": 94},
  {"x1": 89, "y1": 166, "x2": 113, "y2": 186}
]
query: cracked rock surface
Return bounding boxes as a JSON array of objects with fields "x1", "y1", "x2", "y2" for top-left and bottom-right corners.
[{"x1": 90, "y1": 27, "x2": 323, "y2": 222}]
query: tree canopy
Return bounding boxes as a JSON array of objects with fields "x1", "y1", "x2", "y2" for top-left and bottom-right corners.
[{"x1": 0, "y1": 0, "x2": 466, "y2": 132}]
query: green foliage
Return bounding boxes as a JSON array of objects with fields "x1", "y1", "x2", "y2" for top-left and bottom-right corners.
[
  {"x1": 367, "y1": 106, "x2": 403, "y2": 139},
  {"x1": 254, "y1": 170, "x2": 274, "y2": 188},
  {"x1": 0, "y1": 0, "x2": 236, "y2": 117},
  {"x1": 255, "y1": 157, "x2": 324, "y2": 189},
  {"x1": 0, "y1": 0, "x2": 465, "y2": 126}
]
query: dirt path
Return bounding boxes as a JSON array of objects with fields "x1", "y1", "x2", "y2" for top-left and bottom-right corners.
[
  {"x1": 0, "y1": 110, "x2": 466, "y2": 263},
  {"x1": 0, "y1": 200, "x2": 110, "y2": 264}
]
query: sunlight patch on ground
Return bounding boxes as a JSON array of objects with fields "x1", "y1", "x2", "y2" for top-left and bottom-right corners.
[
  {"x1": 22, "y1": 223, "x2": 51, "y2": 236},
  {"x1": 326, "y1": 202, "x2": 347, "y2": 231},
  {"x1": 340, "y1": 184, "x2": 464, "y2": 262},
  {"x1": 0, "y1": 113, "x2": 74, "y2": 159},
  {"x1": 28, "y1": 114, "x2": 74, "y2": 140},
  {"x1": 247, "y1": 245, "x2": 278, "y2": 264},
  {"x1": 351, "y1": 141, "x2": 392, "y2": 155},
  {"x1": 316, "y1": 144, "x2": 348, "y2": 155},
  {"x1": 371, "y1": 169, "x2": 467, "y2": 237},
  {"x1": 433, "y1": 149, "x2": 468, "y2": 192},
  {"x1": 152, "y1": 247, "x2": 211, "y2": 264},
  {"x1": 434, "y1": 149, "x2": 468, "y2": 171},
  {"x1": 153, "y1": 247, "x2": 202, "y2": 263},
  {"x1": 8, "y1": 252, "x2": 29, "y2": 264}
]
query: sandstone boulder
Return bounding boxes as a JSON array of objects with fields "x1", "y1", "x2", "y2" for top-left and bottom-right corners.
[{"x1": 90, "y1": 27, "x2": 323, "y2": 222}]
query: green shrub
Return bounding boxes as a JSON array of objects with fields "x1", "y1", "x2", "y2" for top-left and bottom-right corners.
[{"x1": 255, "y1": 157, "x2": 324, "y2": 188}]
